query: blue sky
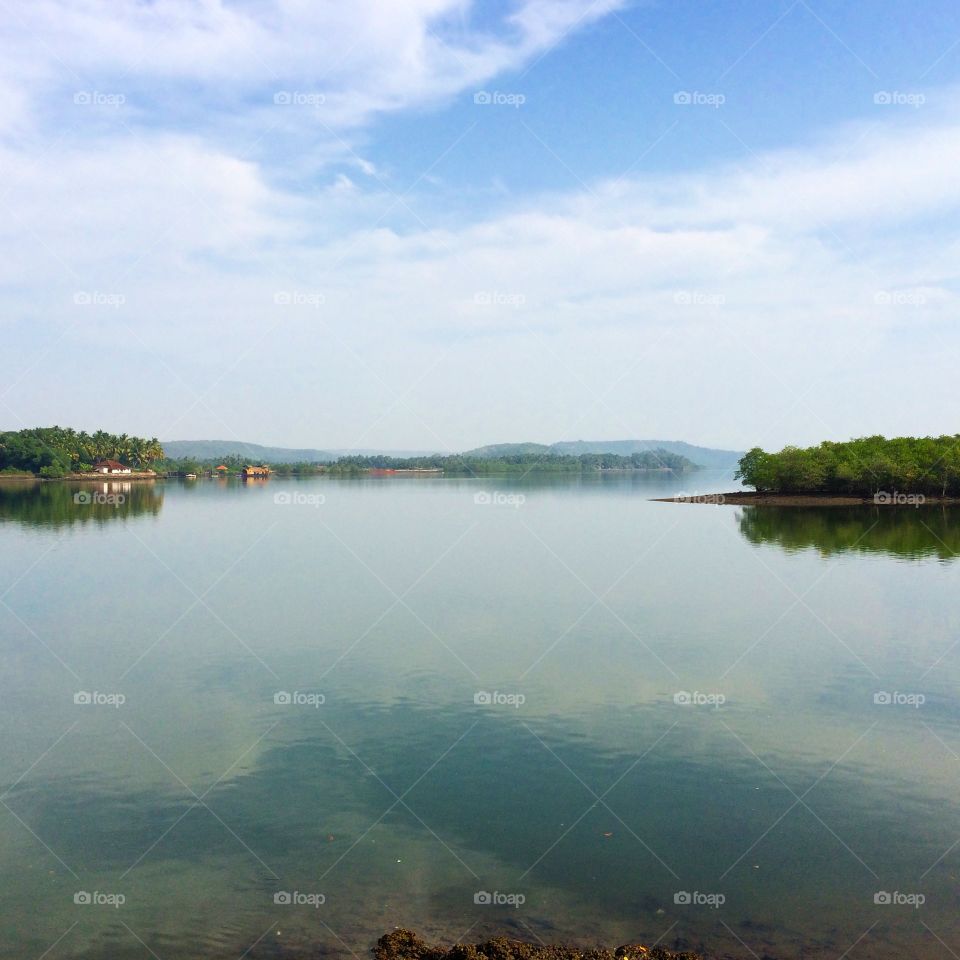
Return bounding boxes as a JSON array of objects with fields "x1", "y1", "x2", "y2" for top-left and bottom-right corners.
[{"x1": 2, "y1": 0, "x2": 960, "y2": 451}]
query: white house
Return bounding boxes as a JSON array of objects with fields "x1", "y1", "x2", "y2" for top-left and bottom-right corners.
[{"x1": 92, "y1": 459, "x2": 132, "y2": 475}]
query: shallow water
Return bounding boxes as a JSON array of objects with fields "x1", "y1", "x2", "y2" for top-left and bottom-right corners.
[{"x1": 1, "y1": 473, "x2": 959, "y2": 959}]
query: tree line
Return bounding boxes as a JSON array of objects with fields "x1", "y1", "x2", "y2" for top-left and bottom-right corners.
[
  {"x1": 326, "y1": 450, "x2": 696, "y2": 474},
  {"x1": 735, "y1": 436, "x2": 960, "y2": 496},
  {"x1": 0, "y1": 428, "x2": 697, "y2": 478},
  {"x1": 0, "y1": 427, "x2": 164, "y2": 478}
]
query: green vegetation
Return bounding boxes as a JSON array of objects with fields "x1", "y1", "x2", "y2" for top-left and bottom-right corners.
[
  {"x1": 152, "y1": 453, "x2": 324, "y2": 477},
  {"x1": 735, "y1": 436, "x2": 960, "y2": 497},
  {"x1": 326, "y1": 449, "x2": 696, "y2": 474},
  {"x1": 0, "y1": 482, "x2": 164, "y2": 527},
  {"x1": 738, "y1": 506, "x2": 960, "y2": 560},
  {"x1": 0, "y1": 428, "x2": 699, "y2": 479},
  {"x1": 0, "y1": 427, "x2": 164, "y2": 478}
]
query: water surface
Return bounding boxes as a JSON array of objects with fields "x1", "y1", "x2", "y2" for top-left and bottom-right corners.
[{"x1": 1, "y1": 474, "x2": 958, "y2": 959}]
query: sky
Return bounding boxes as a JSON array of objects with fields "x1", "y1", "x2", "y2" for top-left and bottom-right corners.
[{"x1": 2, "y1": 0, "x2": 959, "y2": 453}]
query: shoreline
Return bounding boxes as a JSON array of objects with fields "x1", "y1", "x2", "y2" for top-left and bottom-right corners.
[{"x1": 654, "y1": 491, "x2": 960, "y2": 506}]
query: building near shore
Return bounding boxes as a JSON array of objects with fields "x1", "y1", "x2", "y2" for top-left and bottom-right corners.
[
  {"x1": 92, "y1": 459, "x2": 132, "y2": 475},
  {"x1": 241, "y1": 465, "x2": 270, "y2": 478}
]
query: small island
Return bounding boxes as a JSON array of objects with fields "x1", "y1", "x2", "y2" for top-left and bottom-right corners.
[{"x1": 658, "y1": 435, "x2": 960, "y2": 505}]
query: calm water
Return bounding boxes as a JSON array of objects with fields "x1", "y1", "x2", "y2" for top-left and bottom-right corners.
[{"x1": 1, "y1": 474, "x2": 959, "y2": 960}]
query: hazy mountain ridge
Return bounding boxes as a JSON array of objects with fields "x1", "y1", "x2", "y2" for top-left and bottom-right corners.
[
  {"x1": 164, "y1": 438, "x2": 743, "y2": 468},
  {"x1": 466, "y1": 439, "x2": 744, "y2": 469},
  {"x1": 162, "y1": 440, "x2": 445, "y2": 462}
]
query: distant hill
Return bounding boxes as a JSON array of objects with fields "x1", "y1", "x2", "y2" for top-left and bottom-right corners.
[
  {"x1": 163, "y1": 440, "x2": 445, "y2": 463},
  {"x1": 465, "y1": 439, "x2": 743, "y2": 469},
  {"x1": 163, "y1": 440, "x2": 334, "y2": 463},
  {"x1": 465, "y1": 442, "x2": 552, "y2": 458},
  {"x1": 551, "y1": 440, "x2": 743, "y2": 470},
  {"x1": 165, "y1": 438, "x2": 743, "y2": 469}
]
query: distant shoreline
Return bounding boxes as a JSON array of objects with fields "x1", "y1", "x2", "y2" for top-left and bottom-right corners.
[
  {"x1": 655, "y1": 492, "x2": 960, "y2": 506},
  {"x1": 0, "y1": 472, "x2": 162, "y2": 483}
]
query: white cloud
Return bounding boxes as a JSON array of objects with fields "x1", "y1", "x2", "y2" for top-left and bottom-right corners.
[
  {"x1": 0, "y1": 0, "x2": 624, "y2": 143},
  {"x1": 3, "y1": 4, "x2": 960, "y2": 448}
]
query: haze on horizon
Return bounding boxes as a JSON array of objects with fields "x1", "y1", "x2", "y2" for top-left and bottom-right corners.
[{"x1": 2, "y1": 0, "x2": 959, "y2": 454}]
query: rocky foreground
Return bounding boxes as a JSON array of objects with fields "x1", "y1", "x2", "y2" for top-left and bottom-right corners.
[{"x1": 374, "y1": 930, "x2": 700, "y2": 960}]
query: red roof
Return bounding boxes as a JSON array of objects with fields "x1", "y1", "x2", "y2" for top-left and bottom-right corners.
[{"x1": 95, "y1": 459, "x2": 127, "y2": 470}]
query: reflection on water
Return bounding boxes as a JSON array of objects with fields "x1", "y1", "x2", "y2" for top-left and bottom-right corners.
[
  {"x1": 737, "y1": 505, "x2": 960, "y2": 560},
  {"x1": 0, "y1": 480, "x2": 163, "y2": 528},
  {"x1": 1, "y1": 476, "x2": 959, "y2": 960}
]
